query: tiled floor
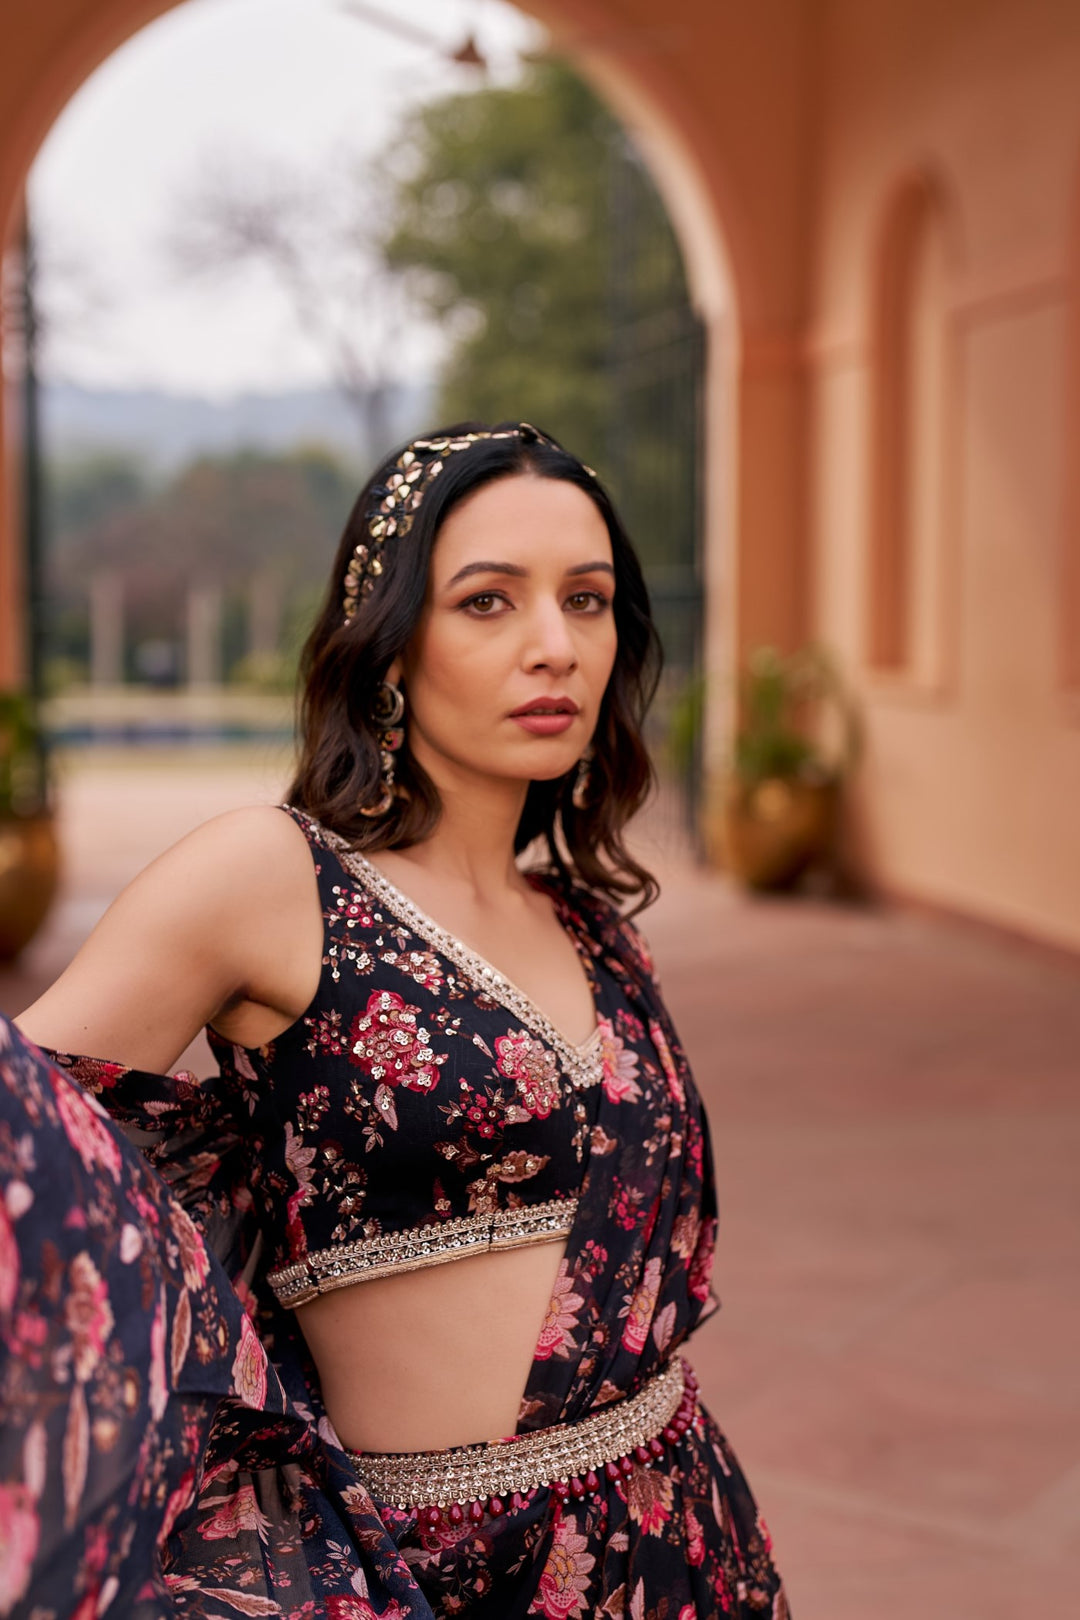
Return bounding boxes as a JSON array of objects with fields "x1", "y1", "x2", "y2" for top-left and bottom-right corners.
[
  {"x1": 642, "y1": 853, "x2": 1080, "y2": 1620},
  {"x1": 3, "y1": 750, "x2": 1078, "y2": 1620}
]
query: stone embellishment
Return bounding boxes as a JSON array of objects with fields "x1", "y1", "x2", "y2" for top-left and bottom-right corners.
[
  {"x1": 314, "y1": 830, "x2": 606, "y2": 1095},
  {"x1": 340, "y1": 423, "x2": 598, "y2": 623},
  {"x1": 347, "y1": 1356, "x2": 699, "y2": 1523},
  {"x1": 267, "y1": 1198, "x2": 578, "y2": 1307}
]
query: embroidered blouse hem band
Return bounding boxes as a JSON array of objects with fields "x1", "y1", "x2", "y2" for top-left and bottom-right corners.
[
  {"x1": 267, "y1": 1196, "x2": 579, "y2": 1307},
  {"x1": 347, "y1": 1355, "x2": 696, "y2": 1514}
]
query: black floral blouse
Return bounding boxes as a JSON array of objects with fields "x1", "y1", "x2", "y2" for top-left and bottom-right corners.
[{"x1": 204, "y1": 805, "x2": 609, "y2": 1310}]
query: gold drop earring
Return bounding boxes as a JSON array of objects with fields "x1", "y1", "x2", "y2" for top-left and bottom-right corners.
[
  {"x1": 571, "y1": 746, "x2": 594, "y2": 810},
  {"x1": 359, "y1": 679, "x2": 405, "y2": 818}
]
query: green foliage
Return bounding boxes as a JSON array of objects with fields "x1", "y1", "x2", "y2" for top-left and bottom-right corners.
[
  {"x1": 49, "y1": 452, "x2": 150, "y2": 537},
  {"x1": 383, "y1": 61, "x2": 622, "y2": 472},
  {"x1": 230, "y1": 581, "x2": 324, "y2": 693},
  {"x1": 153, "y1": 447, "x2": 355, "y2": 585},
  {"x1": 380, "y1": 58, "x2": 702, "y2": 738},
  {"x1": 667, "y1": 672, "x2": 705, "y2": 780},
  {"x1": 42, "y1": 655, "x2": 88, "y2": 696},
  {"x1": 45, "y1": 445, "x2": 358, "y2": 681},
  {"x1": 0, "y1": 691, "x2": 50, "y2": 816},
  {"x1": 228, "y1": 650, "x2": 297, "y2": 694},
  {"x1": 733, "y1": 644, "x2": 862, "y2": 786}
]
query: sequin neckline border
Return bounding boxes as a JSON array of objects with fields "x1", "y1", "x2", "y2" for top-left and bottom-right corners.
[{"x1": 290, "y1": 808, "x2": 605, "y2": 1092}]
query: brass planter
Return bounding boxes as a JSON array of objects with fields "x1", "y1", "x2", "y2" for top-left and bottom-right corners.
[
  {"x1": 718, "y1": 775, "x2": 839, "y2": 891},
  {"x1": 0, "y1": 813, "x2": 61, "y2": 962}
]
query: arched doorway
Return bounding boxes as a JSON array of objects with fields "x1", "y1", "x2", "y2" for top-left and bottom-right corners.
[{"x1": 1, "y1": 0, "x2": 790, "y2": 851}]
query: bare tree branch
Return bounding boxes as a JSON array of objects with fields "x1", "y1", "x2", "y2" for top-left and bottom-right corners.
[{"x1": 164, "y1": 148, "x2": 424, "y2": 451}]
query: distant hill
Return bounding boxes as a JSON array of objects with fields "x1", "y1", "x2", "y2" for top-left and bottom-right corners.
[{"x1": 41, "y1": 380, "x2": 436, "y2": 472}]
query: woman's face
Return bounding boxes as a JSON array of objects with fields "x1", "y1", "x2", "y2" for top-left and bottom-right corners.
[{"x1": 390, "y1": 472, "x2": 617, "y2": 794}]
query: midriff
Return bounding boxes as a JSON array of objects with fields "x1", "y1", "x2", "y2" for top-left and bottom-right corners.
[{"x1": 295, "y1": 1235, "x2": 568, "y2": 1453}]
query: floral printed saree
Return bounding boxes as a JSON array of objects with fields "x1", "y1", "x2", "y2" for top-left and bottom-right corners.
[{"x1": 11, "y1": 861, "x2": 790, "y2": 1620}]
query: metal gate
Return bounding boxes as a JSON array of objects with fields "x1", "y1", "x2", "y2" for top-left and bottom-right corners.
[{"x1": 603, "y1": 131, "x2": 706, "y2": 855}]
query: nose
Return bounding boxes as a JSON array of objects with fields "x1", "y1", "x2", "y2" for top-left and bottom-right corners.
[{"x1": 522, "y1": 597, "x2": 579, "y2": 675}]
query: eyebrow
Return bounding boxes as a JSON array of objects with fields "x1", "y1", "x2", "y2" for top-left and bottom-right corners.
[{"x1": 445, "y1": 559, "x2": 615, "y2": 588}]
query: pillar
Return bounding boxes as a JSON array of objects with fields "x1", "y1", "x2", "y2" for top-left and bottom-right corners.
[
  {"x1": 89, "y1": 570, "x2": 124, "y2": 687},
  {"x1": 186, "y1": 580, "x2": 223, "y2": 688},
  {"x1": 248, "y1": 571, "x2": 282, "y2": 659}
]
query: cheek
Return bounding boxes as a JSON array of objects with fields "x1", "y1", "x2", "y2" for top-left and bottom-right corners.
[
  {"x1": 589, "y1": 621, "x2": 619, "y2": 686},
  {"x1": 406, "y1": 617, "x2": 501, "y2": 712}
]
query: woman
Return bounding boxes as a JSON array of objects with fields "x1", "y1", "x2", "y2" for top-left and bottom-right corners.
[{"x1": 17, "y1": 421, "x2": 790, "y2": 1618}]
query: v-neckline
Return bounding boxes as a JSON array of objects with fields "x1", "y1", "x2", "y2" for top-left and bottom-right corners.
[{"x1": 317, "y1": 831, "x2": 602, "y2": 1064}]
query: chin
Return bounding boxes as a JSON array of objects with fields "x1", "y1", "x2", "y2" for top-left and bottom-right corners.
[
  {"x1": 529, "y1": 766, "x2": 577, "y2": 785},
  {"x1": 500, "y1": 755, "x2": 578, "y2": 787}
]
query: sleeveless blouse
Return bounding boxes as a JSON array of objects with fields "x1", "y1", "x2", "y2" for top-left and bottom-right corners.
[{"x1": 206, "y1": 804, "x2": 633, "y2": 1308}]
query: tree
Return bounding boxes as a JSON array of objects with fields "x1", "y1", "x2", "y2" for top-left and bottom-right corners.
[
  {"x1": 381, "y1": 61, "x2": 618, "y2": 472},
  {"x1": 45, "y1": 447, "x2": 358, "y2": 685},
  {"x1": 167, "y1": 154, "x2": 421, "y2": 456},
  {"x1": 381, "y1": 61, "x2": 706, "y2": 824},
  {"x1": 380, "y1": 60, "x2": 692, "y2": 492}
]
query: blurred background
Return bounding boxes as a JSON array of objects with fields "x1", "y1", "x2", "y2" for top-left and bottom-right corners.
[{"x1": 0, "y1": 2, "x2": 1078, "y2": 1616}]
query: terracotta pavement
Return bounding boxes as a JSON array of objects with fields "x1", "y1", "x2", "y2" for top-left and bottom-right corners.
[{"x1": 3, "y1": 749, "x2": 1078, "y2": 1620}]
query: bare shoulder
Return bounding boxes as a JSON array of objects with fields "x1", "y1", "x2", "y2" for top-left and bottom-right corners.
[
  {"x1": 168, "y1": 801, "x2": 303, "y2": 859},
  {"x1": 135, "y1": 803, "x2": 314, "y2": 906},
  {"x1": 14, "y1": 805, "x2": 320, "y2": 1069}
]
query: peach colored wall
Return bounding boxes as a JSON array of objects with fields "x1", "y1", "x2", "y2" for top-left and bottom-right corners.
[{"x1": 808, "y1": 0, "x2": 1080, "y2": 950}]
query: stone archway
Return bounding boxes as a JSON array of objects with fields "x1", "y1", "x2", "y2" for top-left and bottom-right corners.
[{"x1": 0, "y1": 0, "x2": 816, "y2": 813}]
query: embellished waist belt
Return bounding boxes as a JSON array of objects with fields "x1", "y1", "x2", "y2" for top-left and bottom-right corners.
[{"x1": 346, "y1": 1355, "x2": 699, "y2": 1529}]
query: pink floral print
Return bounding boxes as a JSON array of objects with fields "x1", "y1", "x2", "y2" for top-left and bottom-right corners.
[
  {"x1": 597, "y1": 1015, "x2": 643, "y2": 1105},
  {"x1": 621, "y1": 1255, "x2": 664, "y2": 1353},
  {"x1": 528, "y1": 1512, "x2": 596, "y2": 1618},
  {"x1": 533, "y1": 1258, "x2": 587, "y2": 1360},
  {"x1": 349, "y1": 989, "x2": 445, "y2": 1092},
  {"x1": 65, "y1": 1253, "x2": 114, "y2": 1382},
  {"x1": 0, "y1": 1482, "x2": 39, "y2": 1613},
  {"x1": 495, "y1": 1030, "x2": 563, "y2": 1118},
  {"x1": 230, "y1": 1311, "x2": 268, "y2": 1407},
  {"x1": 54, "y1": 1081, "x2": 123, "y2": 1183}
]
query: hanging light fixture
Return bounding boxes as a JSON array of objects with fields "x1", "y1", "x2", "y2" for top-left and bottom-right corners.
[
  {"x1": 450, "y1": 34, "x2": 486, "y2": 68},
  {"x1": 338, "y1": 1, "x2": 488, "y2": 73}
]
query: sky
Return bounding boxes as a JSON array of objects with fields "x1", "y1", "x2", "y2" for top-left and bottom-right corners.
[{"x1": 29, "y1": 0, "x2": 544, "y2": 399}]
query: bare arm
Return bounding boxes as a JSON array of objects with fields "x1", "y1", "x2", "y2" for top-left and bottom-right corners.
[{"x1": 14, "y1": 804, "x2": 323, "y2": 1073}]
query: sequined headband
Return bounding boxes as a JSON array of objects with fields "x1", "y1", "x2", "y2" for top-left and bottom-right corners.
[{"x1": 341, "y1": 422, "x2": 596, "y2": 623}]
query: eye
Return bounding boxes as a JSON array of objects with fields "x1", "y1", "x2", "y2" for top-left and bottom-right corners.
[
  {"x1": 566, "y1": 590, "x2": 611, "y2": 613},
  {"x1": 460, "y1": 591, "x2": 510, "y2": 616}
]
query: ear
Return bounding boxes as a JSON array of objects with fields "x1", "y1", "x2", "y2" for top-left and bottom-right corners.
[{"x1": 386, "y1": 658, "x2": 403, "y2": 687}]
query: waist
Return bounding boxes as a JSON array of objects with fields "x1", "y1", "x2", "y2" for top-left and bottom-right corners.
[{"x1": 346, "y1": 1355, "x2": 700, "y2": 1526}]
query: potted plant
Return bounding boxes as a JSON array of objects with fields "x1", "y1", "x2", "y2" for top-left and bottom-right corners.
[
  {"x1": 713, "y1": 643, "x2": 862, "y2": 891},
  {"x1": 0, "y1": 690, "x2": 60, "y2": 961}
]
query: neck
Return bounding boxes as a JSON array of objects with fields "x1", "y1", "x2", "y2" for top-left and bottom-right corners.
[{"x1": 389, "y1": 745, "x2": 534, "y2": 904}]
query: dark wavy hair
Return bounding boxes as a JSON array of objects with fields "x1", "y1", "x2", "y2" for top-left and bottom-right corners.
[{"x1": 286, "y1": 421, "x2": 663, "y2": 913}]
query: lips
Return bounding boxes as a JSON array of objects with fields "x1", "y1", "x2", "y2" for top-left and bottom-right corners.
[{"x1": 508, "y1": 698, "x2": 580, "y2": 717}]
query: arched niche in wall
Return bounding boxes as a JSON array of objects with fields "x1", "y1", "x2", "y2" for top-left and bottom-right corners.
[{"x1": 866, "y1": 170, "x2": 958, "y2": 691}]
